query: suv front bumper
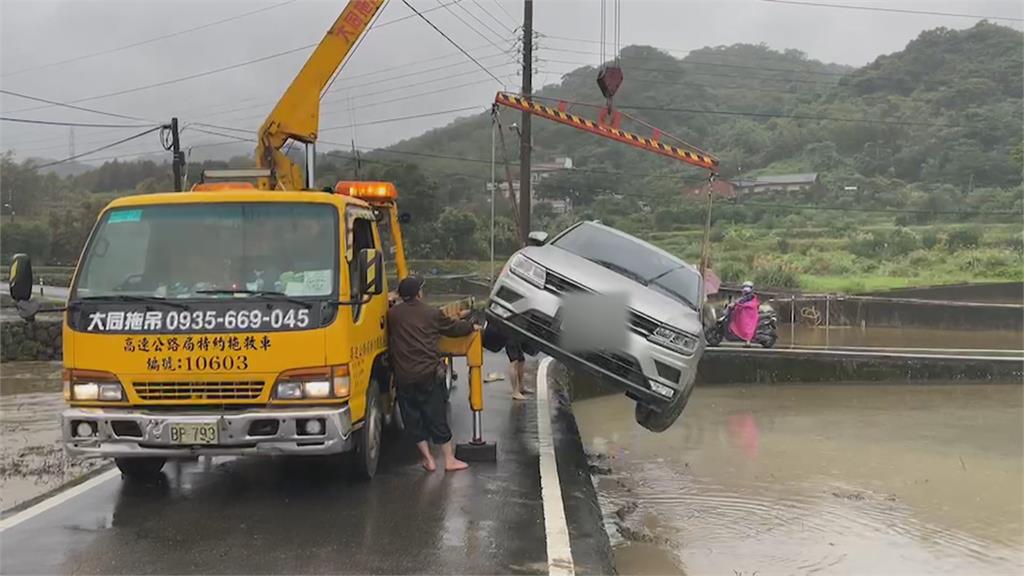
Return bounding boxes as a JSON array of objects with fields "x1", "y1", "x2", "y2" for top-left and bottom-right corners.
[{"x1": 62, "y1": 405, "x2": 354, "y2": 458}]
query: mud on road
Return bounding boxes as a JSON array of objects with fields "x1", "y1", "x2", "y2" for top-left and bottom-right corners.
[{"x1": 1, "y1": 362, "x2": 107, "y2": 511}]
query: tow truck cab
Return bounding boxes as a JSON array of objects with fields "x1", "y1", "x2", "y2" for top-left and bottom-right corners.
[{"x1": 9, "y1": 181, "x2": 407, "y2": 480}]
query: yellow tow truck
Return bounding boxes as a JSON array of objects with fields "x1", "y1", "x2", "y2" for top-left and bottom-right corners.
[{"x1": 7, "y1": 0, "x2": 490, "y2": 480}]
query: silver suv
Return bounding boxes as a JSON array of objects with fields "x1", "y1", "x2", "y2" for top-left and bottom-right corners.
[{"x1": 486, "y1": 221, "x2": 705, "y2": 432}]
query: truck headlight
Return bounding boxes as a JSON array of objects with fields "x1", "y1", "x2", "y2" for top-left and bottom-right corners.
[
  {"x1": 508, "y1": 253, "x2": 546, "y2": 288},
  {"x1": 65, "y1": 370, "x2": 124, "y2": 402},
  {"x1": 649, "y1": 326, "x2": 699, "y2": 355},
  {"x1": 274, "y1": 366, "x2": 349, "y2": 400}
]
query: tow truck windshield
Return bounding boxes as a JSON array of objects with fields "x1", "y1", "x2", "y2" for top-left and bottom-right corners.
[{"x1": 72, "y1": 203, "x2": 338, "y2": 301}]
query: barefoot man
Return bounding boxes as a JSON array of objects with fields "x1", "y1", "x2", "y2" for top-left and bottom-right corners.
[{"x1": 387, "y1": 276, "x2": 474, "y2": 472}]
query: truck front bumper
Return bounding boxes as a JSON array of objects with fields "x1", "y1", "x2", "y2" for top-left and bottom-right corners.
[{"x1": 62, "y1": 405, "x2": 354, "y2": 458}]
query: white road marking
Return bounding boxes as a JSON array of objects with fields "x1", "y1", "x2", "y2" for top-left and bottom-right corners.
[
  {"x1": 536, "y1": 357, "x2": 575, "y2": 576},
  {"x1": 0, "y1": 468, "x2": 119, "y2": 532}
]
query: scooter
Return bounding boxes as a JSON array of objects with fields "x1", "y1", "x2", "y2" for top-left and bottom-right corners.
[{"x1": 705, "y1": 301, "x2": 778, "y2": 348}]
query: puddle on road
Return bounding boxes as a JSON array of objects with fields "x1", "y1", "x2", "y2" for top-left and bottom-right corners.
[
  {"x1": 777, "y1": 325, "x2": 1023, "y2": 351},
  {"x1": 575, "y1": 383, "x2": 1023, "y2": 575},
  {"x1": 0, "y1": 361, "x2": 106, "y2": 511}
]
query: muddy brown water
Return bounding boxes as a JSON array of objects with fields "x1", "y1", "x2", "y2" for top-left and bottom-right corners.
[
  {"x1": 0, "y1": 361, "x2": 105, "y2": 511},
  {"x1": 778, "y1": 325, "x2": 1023, "y2": 351},
  {"x1": 575, "y1": 383, "x2": 1023, "y2": 575}
]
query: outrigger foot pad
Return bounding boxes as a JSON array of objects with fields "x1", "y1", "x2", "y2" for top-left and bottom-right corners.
[{"x1": 456, "y1": 441, "x2": 497, "y2": 462}]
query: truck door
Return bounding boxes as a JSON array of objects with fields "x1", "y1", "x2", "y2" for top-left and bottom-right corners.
[{"x1": 345, "y1": 208, "x2": 388, "y2": 422}]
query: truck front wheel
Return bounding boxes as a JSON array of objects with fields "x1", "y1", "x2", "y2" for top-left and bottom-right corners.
[
  {"x1": 115, "y1": 457, "x2": 166, "y2": 480},
  {"x1": 352, "y1": 380, "x2": 383, "y2": 480}
]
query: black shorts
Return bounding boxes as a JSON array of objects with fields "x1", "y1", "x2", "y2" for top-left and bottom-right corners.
[
  {"x1": 505, "y1": 340, "x2": 525, "y2": 363},
  {"x1": 397, "y1": 374, "x2": 452, "y2": 445}
]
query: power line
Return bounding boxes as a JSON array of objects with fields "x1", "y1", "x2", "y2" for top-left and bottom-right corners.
[
  {"x1": 9, "y1": 46, "x2": 314, "y2": 115},
  {"x1": 760, "y1": 0, "x2": 1024, "y2": 22},
  {"x1": 402, "y1": 0, "x2": 506, "y2": 86},
  {"x1": 543, "y1": 45, "x2": 852, "y2": 78},
  {"x1": 7, "y1": 0, "x2": 471, "y2": 116},
  {"x1": 2, "y1": 0, "x2": 300, "y2": 78},
  {"x1": 454, "y1": 0, "x2": 512, "y2": 42},
  {"x1": 324, "y1": 105, "x2": 486, "y2": 132},
  {"x1": 0, "y1": 89, "x2": 154, "y2": 122},
  {"x1": 469, "y1": 0, "x2": 515, "y2": 33},
  {"x1": 435, "y1": 0, "x2": 514, "y2": 58},
  {"x1": 493, "y1": 0, "x2": 519, "y2": 27},
  {"x1": 32, "y1": 126, "x2": 164, "y2": 169},
  {"x1": 617, "y1": 102, "x2": 959, "y2": 127},
  {"x1": 0, "y1": 116, "x2": 155, "y2": 129}
]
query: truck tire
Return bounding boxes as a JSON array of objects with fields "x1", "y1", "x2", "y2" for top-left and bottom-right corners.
[
  {"x1": 352, "y1": 380, "x2": 383, "y2": 480},
  {"x1": 115, "y1": 457, "x2": 166, "y2": 480}
]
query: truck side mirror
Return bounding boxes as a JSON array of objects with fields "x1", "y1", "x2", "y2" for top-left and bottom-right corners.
[
  {"x1": 357, "y1": 248, "x2": 384, "y2": 296},
  {"x1": 9, "y1": 254, "x2": 34, "y2": 302},
  {"x1": 527, "y1": 231, "x2": 549, "y2": 246},
  {"x1": 398, "y1": 212, "x2": 412, "y2": 224}
]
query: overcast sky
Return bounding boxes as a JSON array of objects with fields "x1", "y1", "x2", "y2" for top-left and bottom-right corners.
[{"x1": 1, "y1": 0, "x2": 1021, "y2": 165}]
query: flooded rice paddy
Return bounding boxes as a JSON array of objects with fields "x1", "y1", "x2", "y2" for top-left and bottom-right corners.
[{"x1": 575, "y1": 382, "x2": 1023, "y2": 575}]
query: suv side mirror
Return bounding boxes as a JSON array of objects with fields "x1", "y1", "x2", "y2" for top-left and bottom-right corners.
[
  {"x1": 9, "y1": 254, "x2": 34, "y2": 302},
  {"x1": 527, "y1": 231, "x2": 549, "y2": 246},
  {"x1": 357, "y1": 248, "x2": 384, "y2": 296}
]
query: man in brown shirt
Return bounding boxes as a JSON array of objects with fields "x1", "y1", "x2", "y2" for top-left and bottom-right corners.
[{"x1": 387, "y1": 276, "x2": 475, "y2": 472}]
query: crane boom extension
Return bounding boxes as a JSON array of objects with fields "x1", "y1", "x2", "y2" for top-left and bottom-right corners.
[
  {"x1": 494, "y1": 92, "x2": 719, "y2": 171},
  {"x1": 256, "y1": 0, "x2": 388, "y2": 190}
]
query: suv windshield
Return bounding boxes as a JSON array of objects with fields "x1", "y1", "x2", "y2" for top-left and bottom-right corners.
[
  {"x1": 73, "y1": 203, "x2": 337, "y2": 300},
  {"x1": 553, "y1": 222, "x2": 700, "y2": 310}
]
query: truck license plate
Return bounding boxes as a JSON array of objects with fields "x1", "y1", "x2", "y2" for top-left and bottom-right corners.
[{"x1": 168, "y1": 423, "x2": 218, "y2": 445}]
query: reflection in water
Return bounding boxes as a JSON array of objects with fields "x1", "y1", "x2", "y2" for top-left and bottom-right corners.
[{"x1": 575, "y1": 383, "x2": 1024, "y2": 575}]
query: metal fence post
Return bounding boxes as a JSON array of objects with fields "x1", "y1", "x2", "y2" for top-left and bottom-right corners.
[{"x1": 825, "y1": 295, "x2": 831, "y2": 349}]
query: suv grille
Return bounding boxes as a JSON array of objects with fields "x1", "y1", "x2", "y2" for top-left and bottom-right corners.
[
  {"x1": 512, "y1": 311, "x2": 646, "y2": 387},
  {"x1": 133, "y1": 381, "x2": 265, "y2": 401},
  {"x1": 544, "y1": 272, "x2": 588, "y2": 294}
]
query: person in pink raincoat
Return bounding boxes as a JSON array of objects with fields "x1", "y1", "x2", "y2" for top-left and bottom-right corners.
[{"x1": 728, "y1": 281, "x2": 760, "y2": 347}]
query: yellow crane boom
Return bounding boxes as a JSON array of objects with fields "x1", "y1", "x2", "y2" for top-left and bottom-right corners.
[{"x1": 256, "y1": 0, "x2": 388, "y2": 190}]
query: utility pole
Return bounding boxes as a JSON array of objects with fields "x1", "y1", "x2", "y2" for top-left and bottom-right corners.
[
  {"x1": 170, "y1": 117, "x2": 183, "y2": 192},
  {"x1": 518, "y1": 0, "x2": 533, "y2": 245}
]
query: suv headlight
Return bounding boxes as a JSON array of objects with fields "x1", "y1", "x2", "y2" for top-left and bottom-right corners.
[
  {"x1": 649, "y1": 326, "x2": 699, "y2": 355},
  {"x1": 509, "y1": 253, "x2": 546, "y2": 288},
  {"x1": 273, "y1": 366, "x2": 350, "y2": 400},
  {"x1": 64, "y1": 369, "x2": 125, "y2": 402}
]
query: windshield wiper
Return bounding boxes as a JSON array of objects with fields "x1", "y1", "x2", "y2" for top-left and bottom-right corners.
[
  {"x1": 79, "y1": 294, "x2": 189, "y2": 310},
  {"x1": 650, "y1": 282, "x2": 699, "y2": 311},
  {"x1": 195, "y1": 289, "x2": 312, "y2": 308},
  {"x1": 587, "y1": 258, "x2": 649, "y2": 286}
]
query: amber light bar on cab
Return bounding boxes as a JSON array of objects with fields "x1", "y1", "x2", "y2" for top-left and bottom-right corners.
[{"x1": 334, "y1": 180, "x2": 398, "y2": 202}]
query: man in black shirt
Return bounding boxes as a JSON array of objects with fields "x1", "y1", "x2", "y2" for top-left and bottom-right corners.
[{"x1": 387, "y1": 276, "x2": 475, "y2": 472}]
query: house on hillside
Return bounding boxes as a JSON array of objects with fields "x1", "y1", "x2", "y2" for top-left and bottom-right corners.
[
  {"x1": 734, "y1": 173, "x2": 821, "y2": 194},
  {"x1": 485, "y1": 156, "x2": 575, "y2": 215},
  {"x1": 688, "y1": 179, "x2": 737, "y2": 198}
]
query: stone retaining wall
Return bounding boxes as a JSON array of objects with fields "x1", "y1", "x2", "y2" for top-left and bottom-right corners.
[{"x1": 1, "y1": 317, "x2": 63, "y2": 361}]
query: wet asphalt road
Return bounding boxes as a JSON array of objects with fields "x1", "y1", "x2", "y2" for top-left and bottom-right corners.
[{"x1": 0, "y1": 352, "x2": 613, "y2": 575}]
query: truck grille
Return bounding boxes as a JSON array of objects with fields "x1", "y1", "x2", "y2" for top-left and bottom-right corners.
[{"x1": 133, "y1": 381, "x2": 265, "y2": 401}]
